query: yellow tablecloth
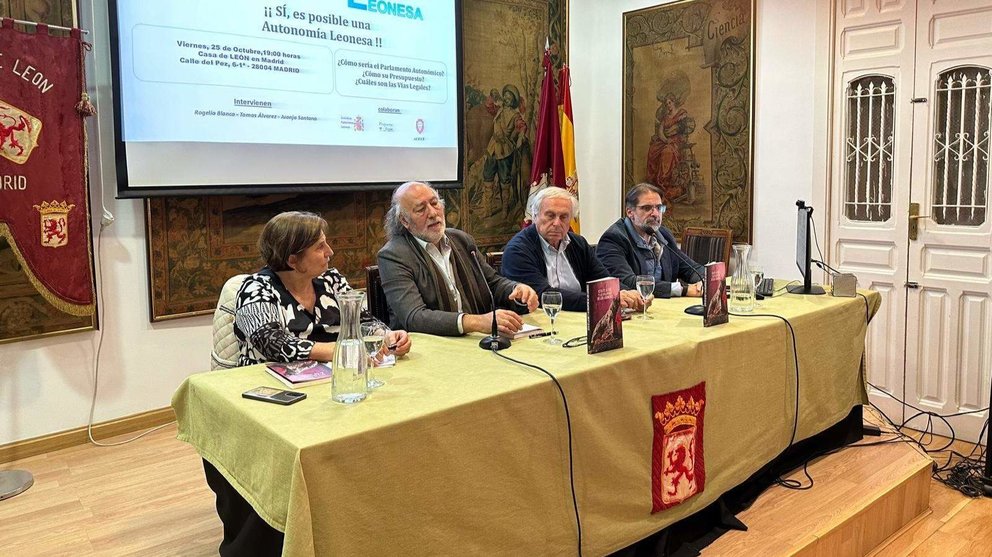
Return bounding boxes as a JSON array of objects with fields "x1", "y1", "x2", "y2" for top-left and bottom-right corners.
[{"x1": 174, "y1": 290, "x2": 880, "y2": 556}]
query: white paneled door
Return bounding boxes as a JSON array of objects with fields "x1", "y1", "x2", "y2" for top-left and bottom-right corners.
[{"x1": 830, "y1": 0, "x2": 992, "y2": 441}]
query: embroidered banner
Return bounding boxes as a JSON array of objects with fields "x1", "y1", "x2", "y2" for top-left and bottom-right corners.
[
  {"x1": 0, "y1": 19, "x2": 95, "y2": 316},
  {"x1": 651, "y1": 381, "x2": 706, "y2": 513}
]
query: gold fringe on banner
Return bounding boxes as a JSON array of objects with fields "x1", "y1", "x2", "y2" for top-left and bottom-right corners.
[{"x1": 0, "y1": 224, "x2": 95, "y2": 317}]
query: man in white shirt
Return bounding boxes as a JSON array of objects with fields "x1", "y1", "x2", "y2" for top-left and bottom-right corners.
[{"x1": 501, "y1": 187, "x2": 644, "y2": 311}]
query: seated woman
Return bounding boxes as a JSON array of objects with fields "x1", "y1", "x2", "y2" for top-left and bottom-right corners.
[
  {"x1": 204, "y1": 210, "x2": 411, "y2": 556},
  {"x1": 234, "y1": 210, "x2": 411, "y2": 366}
]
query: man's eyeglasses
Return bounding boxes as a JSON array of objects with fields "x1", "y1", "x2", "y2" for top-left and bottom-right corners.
[{"x1": 637, "y1": 204, "x2": 667, "y2": 214}]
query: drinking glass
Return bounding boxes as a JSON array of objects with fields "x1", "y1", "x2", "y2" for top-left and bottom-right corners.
[
  {"x1": 541, "y1": 290, "x2": 563, "y2": 345},
  {"x1": 751, "y1": 263, "x2": 765, "y2": 307},
  {"x1": 635, "y1": 275, "x2": 655, "y2": 319},
  {"x1": 360, "y1": 321, "x2": 387, "y2": 389}
]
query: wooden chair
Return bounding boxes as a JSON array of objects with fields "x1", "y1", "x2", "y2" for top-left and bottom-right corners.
[
  {"x1": 365, "y1": 265, "x2": 390, "y2": 323},
  {"x1": 681, "y1": 227, "x2": 733, "y2": 267},
  {"x1": 486, "y1": 251, "x2": 504, "y2": 276}
]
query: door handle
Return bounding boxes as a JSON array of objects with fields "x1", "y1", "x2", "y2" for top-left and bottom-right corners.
[
  {"x1": 908, "y1": 203, "x2": 930, "y2": 241},
  {"x1": 906, "y1": 281, "x2": 920, "y2": 289}
]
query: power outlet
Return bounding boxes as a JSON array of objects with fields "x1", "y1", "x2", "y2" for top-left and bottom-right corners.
[{"x1": 100, "y1": 210, "x2": 115, "y2": 228}]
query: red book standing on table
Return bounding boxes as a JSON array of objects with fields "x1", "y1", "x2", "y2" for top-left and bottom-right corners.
[
  {"x1": 703, "y1": 262, "x2": 729, "y2": 327},
  {"x1": 587, "y1": 277, "x2": 624, "y2": 354}
]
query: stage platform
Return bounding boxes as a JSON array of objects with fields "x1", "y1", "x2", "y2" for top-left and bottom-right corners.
[{"x1": 704, "y1": 437, "x2": 932, "y2": 556}]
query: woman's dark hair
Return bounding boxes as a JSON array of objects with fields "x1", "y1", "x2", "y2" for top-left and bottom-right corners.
[{"x1": 258, "y1": 211, "x2": 328, "y2": 271}]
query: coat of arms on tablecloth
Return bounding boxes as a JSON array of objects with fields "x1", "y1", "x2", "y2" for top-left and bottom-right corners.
[{"x1": 651, "y1": 382, "x2": 706, "y2": 513}]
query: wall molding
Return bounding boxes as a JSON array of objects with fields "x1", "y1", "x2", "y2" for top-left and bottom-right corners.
[{"x1": 0, "y1": 407, "x2": 176, "y2": 465}]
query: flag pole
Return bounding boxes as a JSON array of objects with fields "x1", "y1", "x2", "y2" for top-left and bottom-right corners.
[{"x1": 3, "y1": 18, "x2": 89, "y2": 34}]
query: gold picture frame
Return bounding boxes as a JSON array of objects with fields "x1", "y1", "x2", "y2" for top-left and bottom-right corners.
[{"x1": 622, "y1": 0, "x2": 754, "y2": 243}]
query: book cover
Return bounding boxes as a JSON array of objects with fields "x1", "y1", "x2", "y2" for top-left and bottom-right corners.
[
  {"x1": 265, "y1": 360, "x2": 332, "y2": 387},
  {"x1": 587, "y1": 277, "x2": 623, "y2": 354},
  {"x1": 703, "y1": 262, "x2": 729, "y2": 327}
]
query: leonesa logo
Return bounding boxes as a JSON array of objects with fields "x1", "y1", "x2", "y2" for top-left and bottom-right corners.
[{"x1": 347, "y1": 0, "x2": 424, "y2": 20}]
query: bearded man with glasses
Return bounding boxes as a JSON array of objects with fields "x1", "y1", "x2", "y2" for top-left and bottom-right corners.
[{"x1": 597, "y1": 183, "x2": 705, "y2": 299}]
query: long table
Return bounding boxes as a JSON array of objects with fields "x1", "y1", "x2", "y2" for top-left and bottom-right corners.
[{"x1": 173, "y1": 290, "x2": 880, "y2": 556}]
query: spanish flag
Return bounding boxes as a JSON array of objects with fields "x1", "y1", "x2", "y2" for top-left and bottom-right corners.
[{"x1": 558, "y1": 64, "x2": 579, "y2": 233}]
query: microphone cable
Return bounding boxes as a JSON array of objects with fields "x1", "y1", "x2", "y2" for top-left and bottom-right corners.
[
  {"x1": 666, "y1": 234, "x2": 705, "y2": 285},
  {"x1": 729, "y1": 310, "x2": 805, "y2": 489},
  {"x1": 491, "y1": 348, "x2": 583, "y2": 557},
  {"x1": 469, "y1": 250, "x2": 509, "y2": 351}
]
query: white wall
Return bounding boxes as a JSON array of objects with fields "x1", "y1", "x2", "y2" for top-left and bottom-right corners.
[
  {"x1": 0, "y1": 0, "x2": 213, "y2": 447},
  {"x1": 1, "y1": 0, "x2": 832, "y2": 446},
  {"x1": 570, "y1": 0, "x2": 828, "y2": 280}
]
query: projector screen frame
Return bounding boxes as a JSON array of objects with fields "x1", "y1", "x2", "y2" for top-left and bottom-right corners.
[{"x1": 107, "y1": 0, "x2": 466, "y2": 199}]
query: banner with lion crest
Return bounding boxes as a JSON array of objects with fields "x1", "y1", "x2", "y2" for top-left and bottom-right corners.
[{"x1": 0, "y1": 18, "x2": 94, "y2": 316}]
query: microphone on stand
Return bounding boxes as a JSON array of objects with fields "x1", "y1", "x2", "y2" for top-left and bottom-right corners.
[
  {"x1": 470, "y1": 251, "x2": 511, "y2": 351},
  {"x1": 674, "y1": 251, "x2": 707, "y2": 316},
  {"x1": 646, "y1": 227, "x2": 706, "y2": 316}
]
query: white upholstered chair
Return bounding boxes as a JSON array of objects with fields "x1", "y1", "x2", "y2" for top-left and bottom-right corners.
[{"x1": 210, "y1": 274, "x2": 249, "y2": 370}]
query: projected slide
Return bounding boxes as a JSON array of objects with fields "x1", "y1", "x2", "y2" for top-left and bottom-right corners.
[{"x1": 111, "y1": 0, "x2": 461, "y2": 193}]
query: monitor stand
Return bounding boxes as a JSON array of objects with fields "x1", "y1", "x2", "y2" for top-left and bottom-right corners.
[{"x1": 787, "y1": 284, "x2": 826, "y2": 295}]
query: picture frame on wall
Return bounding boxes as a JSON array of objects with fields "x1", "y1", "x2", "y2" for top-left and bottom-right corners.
[{"x1": 622, "y1": 0, "x2": 754, "y2": 243}]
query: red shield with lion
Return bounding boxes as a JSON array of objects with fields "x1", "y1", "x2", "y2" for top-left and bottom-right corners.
[
  {"x1": 33, "y1": 200, "x2": 74, "y2": 248},
  {"x1": 651, "y1": 382, "x2": 706, "y2": 513}
]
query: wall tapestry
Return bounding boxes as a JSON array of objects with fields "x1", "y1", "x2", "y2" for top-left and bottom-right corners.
[{"x1": 622, "y1": 0, "x2": 753, "y2": 243}]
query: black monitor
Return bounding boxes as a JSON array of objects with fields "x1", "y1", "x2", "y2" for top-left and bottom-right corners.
[{"x1": 787, "y1": 200, "x2": 825, "y2": 295}]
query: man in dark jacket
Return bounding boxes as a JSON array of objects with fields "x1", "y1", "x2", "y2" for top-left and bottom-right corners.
[
  {"x1": 502, "y1": 187, "x2": 644, "y2": 312},
  {"x1": 597, "y1": 183, "x2": 704, "y2": 298}
]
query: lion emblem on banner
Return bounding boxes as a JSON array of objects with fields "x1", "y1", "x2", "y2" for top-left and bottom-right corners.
[
  {"x1": 651, "y1": 382, "x2": 706, "y2": 513},
  {"x1": 33, "y1": 200, "x2": 75, "y2": 248},
  {"x1": 0, "y1": 99, "x2": 43, "y2": 165}
]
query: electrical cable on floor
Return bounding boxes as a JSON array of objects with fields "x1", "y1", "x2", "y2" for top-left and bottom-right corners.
[
  {"x1": 801, "y1": 233, "x2": 989, "y2": 497},
  {"x1": 851, "y1": 291, "x2": 988, "y2": 496},
  {"x1": 865, "y1": 381, "x2": 989, "y2": 497}
]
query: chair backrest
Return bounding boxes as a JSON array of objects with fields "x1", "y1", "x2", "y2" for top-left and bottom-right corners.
[
  {"x1": 681, "y1": 227, "x2": 733, "y2": 267},
  {"x1": 365, "y1": 265, "x2": 390, "y2": 323},
  {"x1": 211, "y1": 274, "x2": 249, "y2": 371},
  {"x1": 485, "y1": 251, "x2": 504, "y2": 276}
]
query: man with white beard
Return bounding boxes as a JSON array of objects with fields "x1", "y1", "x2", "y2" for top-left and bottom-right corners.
[{"x1": 377, "y1": 181, "x2": 539, "y2": 336}]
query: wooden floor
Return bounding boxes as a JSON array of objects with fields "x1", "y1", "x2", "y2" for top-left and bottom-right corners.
[{"x1": 0, "y1": 423, "x2": 988, "y2": 556}]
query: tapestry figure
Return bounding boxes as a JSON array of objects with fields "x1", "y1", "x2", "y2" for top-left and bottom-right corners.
[{"x1": 483, "y1": 84, "x2": 529, "y2": 214}]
